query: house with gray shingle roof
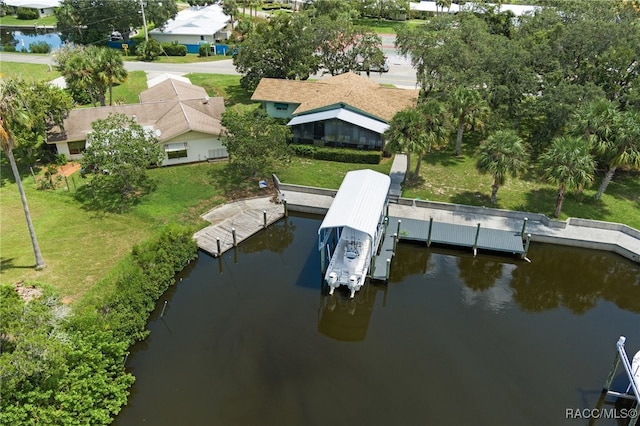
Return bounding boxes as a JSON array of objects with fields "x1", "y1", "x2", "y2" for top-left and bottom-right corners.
[
  {"x1": 47, "y1": 78, "x2": 227, "y2": 166},
  {"x1": 251, "y1": 72, "x2": 419, "y2": 150}
]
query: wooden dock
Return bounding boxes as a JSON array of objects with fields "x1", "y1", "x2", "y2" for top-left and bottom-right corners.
[
  {"x1": 194, "y1": 205, "x2": 285, "y2": 257},
  {"x1": 371, "y1": 216, "x2": 529, "y2": 281}
]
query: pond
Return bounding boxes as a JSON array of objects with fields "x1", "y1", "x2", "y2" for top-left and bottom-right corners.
[
  {"x1": 0, "y1": 27, "x2": 63, "y2": 52},
  {"x1": 115, "y1": 213, "x2": 640, "y2": 426}
]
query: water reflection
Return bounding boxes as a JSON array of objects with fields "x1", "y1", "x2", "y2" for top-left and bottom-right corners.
[
  {"x1": 510, "y1": 243, "x2": 640, "y2": 314},
  {"x1": 0, "y1": 28, "x2": 63, "y2": 52},
  {"x1": 317, "y1": 283, "x2": 387, "y2": 341}
]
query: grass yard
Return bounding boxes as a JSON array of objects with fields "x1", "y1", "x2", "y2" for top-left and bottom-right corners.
[
  {"x1": 0, "y1": 15, "x2": 57, "y2": 27},
  {"x1": 403, "y1": 149, "x2": 640, "y2": 229},
  {"x1": 187, "y1": 73, "x2": 259, "y2": 112},
  {"x1": 355, "y1": 18, "x2": 425, "y2": 34},
  {"x1": 110, "y1": 70, "x2": 147, "y2": 104},
  {"x1": 0, "y1": 162, "x2": 228, "y2": 303},
  {"x1": 0, "y1": 61, "x2": 60, "y2": 81}
]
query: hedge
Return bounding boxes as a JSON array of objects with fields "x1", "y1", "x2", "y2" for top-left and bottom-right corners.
[
  {"x1": 289, "y1": 144, "x2": 382, "y2": 164},
  {"x1": 161, "y1": 41, "x2": 187, "y2": 56}
]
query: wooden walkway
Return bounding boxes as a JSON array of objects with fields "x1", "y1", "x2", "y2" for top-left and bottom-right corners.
[
  {"x1": 371, "y1": 216, "x2": 528, "y2": 281},
  {"x1": 194, "y1": 205, "x2": 284, "y2": 257}
]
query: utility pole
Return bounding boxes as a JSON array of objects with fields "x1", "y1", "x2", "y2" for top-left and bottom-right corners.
[{"x1": 140, "y1": 0, "x2": 149, "y2": 41}]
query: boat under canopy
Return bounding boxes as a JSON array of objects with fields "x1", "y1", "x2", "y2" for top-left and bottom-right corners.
[{"x1": 318, "y1": 169, "x2": 390, "y2": 297}]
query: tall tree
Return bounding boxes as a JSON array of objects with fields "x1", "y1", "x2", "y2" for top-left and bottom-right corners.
[
  {"x1": 80, "y1": 113, "x2": 164, "y2": 212},
  {"x1": 570, "y1": 99, "x2": 640, "y2": 200},
  {"x1": 384, "y1": 107, "x2": 426, "y2": 182},
  {"x1": 233, "y1": 13, "x2": 319, "y2": 91},
  {"x1": 476, "y1": 130, "x2": 529, "y2": 204},
  {"x1": 416, "y1": 99, "x2": 450, "y2": 177},
  {"x1": 0, "y1": 79, "x2": 46, "y2": 269},
  {"x1": 96, "y1": 48, "x2": 128, "y2": 106},
  {"x1": 449, "y1": 87, "x2": 489, "y2": 156},
  {"x1": 313, "y1": 16, "x2": 386, "y2": 76},
  {"x1": 221, "y1": 109, "x2": 291, "y2": 179},
  {"x1": 539, "y1": 136, "x2": 595, "y2": 218},
  {"x1": 222, "y1": 0, "x2": 239, "y2": 28},
  {"x1": 56, "y1": 0, "x2": 178, "y2": 45}
]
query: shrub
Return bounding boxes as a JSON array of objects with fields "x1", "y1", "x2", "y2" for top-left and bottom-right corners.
[
  {"x1": 136, "y1": 38, "x2": 163, "y2": 61},
  {"x1": 16, "y1": 6, "x2": 38, "y2": 19},
  {"x1": 198, "y1": 42, "x2": 211, "y2": 57},
  {"x1": 100, "y1": 224, "x2": 197, "y2": 344},
  {"x1": 161, "y1": 41, "x2": 187, "y2": 56},
  {"x1": 289, "y1": 144, "x2": 382, "y2": 164},
  {"x1": 29, "y1": 41, "x2": 51, "y2": 54}
]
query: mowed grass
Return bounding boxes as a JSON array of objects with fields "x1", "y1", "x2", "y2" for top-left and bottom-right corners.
[
  {"x1": 0, "y1": 162, "x2": 227, "y2": 302},
  {"x1": 403, "y1": 149, "x2": 640, "y2": 229},
  {"x1": 0, "y1": 61, "x2": 60, "y2": 81}
]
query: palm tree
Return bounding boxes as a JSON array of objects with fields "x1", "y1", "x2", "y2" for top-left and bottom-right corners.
[
  {"x1": 449, "y1": 86, "x2": 489, "y2": 156},
  {"x1": 0, "y1": 79, "x2": 46, "y2": 269},
  {"x1": 416, "y1": 99, "x2": 449, "y2": 177},
  {"x1": 570, "y1": 100, "x2": 640, "y2": 200},
  {"x1": 384, "y1": 107, "x2": 426, "y2": 182},
  {"x1": 96, "y1": 47, "x2": 128, "y2": 106},
  {"x1": 539, "y1": 136, "x2": 595, "y2": 218},
  {"x1": 476, "y1": 130, "x2": 529, "y2": 204}
]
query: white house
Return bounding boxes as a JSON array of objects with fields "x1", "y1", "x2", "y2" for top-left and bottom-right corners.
[
  {"x1": 4, "y1": 0, "x2": 60, "y2": 17},
  {"x1": 149, "y1": 4, "x2": 231, "y2": 54},
  {"x1": 47, "y1": 79, "x2": 228, "y2": 166}
]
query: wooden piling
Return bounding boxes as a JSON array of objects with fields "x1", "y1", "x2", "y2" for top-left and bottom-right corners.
[
  {"x1": 283, "y1": 200, "x2": 288, "y2": 217},
  {"x1": 521, "y1": 217, "x2": 528, "y2": 239},
  {"x1": 386, "y1": 258, "x2": 391, "y2": 280},
  {"x1": 232, "y1": 228, "x2": 237, "y2": 247},
  {"x1": 160, "y1": 300, "x2": 168, "y2": 317},
  {"x1": 396, "y1": 219, "x2": 402, "y2": 238},
  {"x1": 522, "y1": 234, "x2": 531, "y2": 260},
  {"x1": 392, "y1": 233, "x2": 398, "y2": 256},
  {"x1": 427, "y1": 217, "x2": 433, "y2": 246},
  {"x1": 263, "y1": 210, "x2": 267, "y2": 228},
  {"x1": 473, "y1": 223, "x2": 481, "y2": 256},
  {"x1": 216, "y1": 237, "x2": 221, "y2": 256}
]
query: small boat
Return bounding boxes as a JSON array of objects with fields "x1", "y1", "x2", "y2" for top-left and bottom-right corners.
[{"x1": 325, "y1": 227, "x2": 371, "y2": 298}]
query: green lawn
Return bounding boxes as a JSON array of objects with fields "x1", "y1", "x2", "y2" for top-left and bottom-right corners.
[
  {"x1": 0, "y1": 15, "x2": 57, "y2": 27},
  {"x1": 0, "y1": 61, "x2": 60, "y2": 81},
  {"x1": 355, "y1": 18, "x2": 425, "y2": 34},
  {"x1": 403, "y1": 149, "x2": 640, "y2": 229}
]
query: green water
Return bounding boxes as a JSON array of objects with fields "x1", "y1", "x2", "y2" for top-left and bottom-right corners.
[{"x1": 115, "y1": 213, "x2": 640, "y2": 426}]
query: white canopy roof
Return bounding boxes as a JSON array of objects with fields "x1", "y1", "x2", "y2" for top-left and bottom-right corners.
[
  {"x1": 318, "y1": 169, "x2": 391, "y2": 242},
  {"x1": 288, "y1": 108, "x2": 389, "y2": 134}
]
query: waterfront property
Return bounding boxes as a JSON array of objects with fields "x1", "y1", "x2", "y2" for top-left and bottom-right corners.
[
  {"x1": 251, "y1": 72, "x2": 419, "y2": 150},
  {"x1": 318, "y1": 169, "x2": 391, "y2": 297},
  {"x1": 47, "y1": 78, "x2": 228, "y2": 166},
  {"x1": 4, "y1": 0, "x2": 60, "y2": 17}
]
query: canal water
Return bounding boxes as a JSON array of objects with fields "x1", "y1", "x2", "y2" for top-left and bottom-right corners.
[
  {"x1": 0, "y1": 27, "x2": 63, "y2": 52},
  {"x1": 115, "y1": 213, "x2": 640, "y2": 426}
]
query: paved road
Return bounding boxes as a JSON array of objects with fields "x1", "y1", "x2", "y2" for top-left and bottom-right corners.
[{"x1": 0, "y1": 38, "x2": 418, "y2": 89}]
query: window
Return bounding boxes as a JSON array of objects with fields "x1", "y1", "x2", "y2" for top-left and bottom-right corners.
[
  {"x1": 274, "y1": 102, "x2": 289, "y2": 111},
  {"x1": 165, "y1": 142, "x2": 188, "y2": 159},
  {"x1": 68, "y1": 141, "x2": 85, "y2": 155}
]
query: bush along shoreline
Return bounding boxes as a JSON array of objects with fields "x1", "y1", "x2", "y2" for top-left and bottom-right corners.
[{"x1": 0, "y1": 224, "x2": 198, "y2": 425}]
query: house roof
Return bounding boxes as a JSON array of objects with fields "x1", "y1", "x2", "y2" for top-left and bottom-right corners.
[
  {"x1": 47, "y1": 79, "x2": 224, "y2": 144},
  {"x1": 147, "y1": 73, "x2": 191, "y2": 88},
  {"x1": 4, "y1": 0, "x2": 60, "y2": 8},
  {"x1": 150, "y1": 4, "x2": 230, "y2": 36},
  {"x1": 251, "y1": 72, "x2": 419, "y2": 122},
  {"x1": 318, "y1": 169, "x2": 391, "y2": 242},
  {"x1": 288, "y1": 108, "x2": 389, "y2": 134}
]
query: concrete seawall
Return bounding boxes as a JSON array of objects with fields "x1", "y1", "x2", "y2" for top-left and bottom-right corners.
[{"x1": 273, "y1": 175, "x2": 640, "y2": 264}]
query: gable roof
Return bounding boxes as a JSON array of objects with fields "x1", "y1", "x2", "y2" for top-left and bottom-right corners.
[
  {"x1": 47, "y1": 81, "x2": 224, "y2": 144},
  {"x1": 150, "y1": 4, "x2": 230, "y2": 36},
  {"x1": 251, "y1": 72, "x2": 419, "y2": 122}
]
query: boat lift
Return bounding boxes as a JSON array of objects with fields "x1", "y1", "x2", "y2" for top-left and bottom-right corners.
[{"x1": 596, "y1": 336, "x2": 640, "y2": 426}]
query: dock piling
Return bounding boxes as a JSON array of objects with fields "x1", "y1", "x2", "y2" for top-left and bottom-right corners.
[
  {"x1": 216, "y1": 237, "x2": 221, "y2": 256},
  {"x1": 521, "y1": 217, "x2": 528, "y2": 239},
  {"x1": 386, "y1": 258, "x2": 391, "y2": 280},
  {"x1": 396, "y1": 219, "x2": 402, "y2": 238},
  {"x1": 283, "y1": 200, "x2": 288, "y2": 217},
  {"x1": 160, "y1": 300, "x2": 168, "y2": 317},
  {"x1": 392, "y1": 233, "x2": 398, "y2": 256},
  {"x1": 522, "y1": 234, "x2": 531, "y2": 260},
  {"x1": 263, "y1": 210, "x2": 267, "y2": 228},
  {"x1": 427, "y1": 217, "x2": 433, "y2": 246},
  {"x1": 473, "y1": 223, "x2": 481, "y2": 256},
  {"x1": 232, "y1": 228, "x2": 237, "y2": 247}
]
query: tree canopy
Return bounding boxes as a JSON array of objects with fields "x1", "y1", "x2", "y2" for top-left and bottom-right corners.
[
  {"x1": 55, "y1": 0, "x2": 178, "y2": 45},
  {"x1": 79, "y1": 113, "x2": 164, "y2": 212},
  {"x1": 221, "y1": 108, "x2": 291, "y2": 180}
]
